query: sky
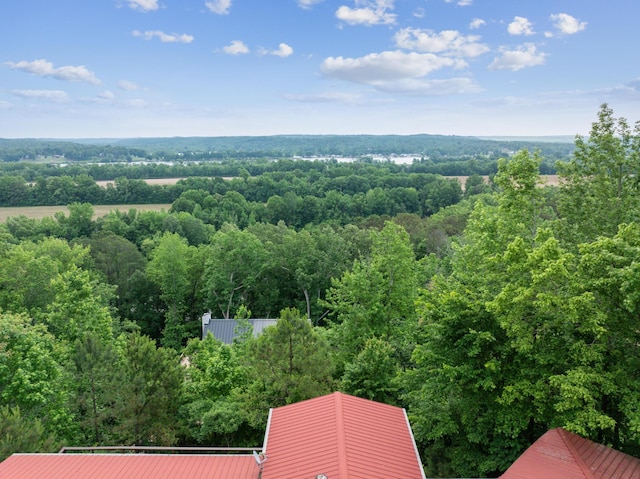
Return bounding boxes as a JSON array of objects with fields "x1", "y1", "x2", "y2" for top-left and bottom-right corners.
[{"x1": 1, "y1": 0, "x2": 639, "y2": 139}]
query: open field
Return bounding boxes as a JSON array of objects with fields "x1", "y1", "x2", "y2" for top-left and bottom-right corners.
[
  {"x1": 0, "y1": 204, "x2": 172, "y2": 222},
  {"x1": 445, "y1": 175, "x2": 560, "y2": 189},
  {"x1": 94, "y1": 177, "x2": 235, "y2": 187}
]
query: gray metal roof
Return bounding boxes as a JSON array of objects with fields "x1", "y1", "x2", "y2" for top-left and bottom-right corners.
[{"x1": 201, "y1": 312, "x2": 277, "y2": 344}]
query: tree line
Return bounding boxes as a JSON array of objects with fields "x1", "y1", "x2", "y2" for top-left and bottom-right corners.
[
  {"x1": 0, "y1": 163, "x2": 487, "y2": 230},
  {"x1": 1, "y1": 104, "x2": 639, "y2": 478},
  {"x1": 0, "y1": 134, "x2": 573, "y2": 162}
]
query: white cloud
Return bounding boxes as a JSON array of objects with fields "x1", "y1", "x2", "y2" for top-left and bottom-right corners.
[
  {"x1": 205, "y1": 0, "x2": 231, "y2": 15},
  {"x1": 271, "y1": 43, "x2": 294, "y2": 58},
  {"x1": 488, "y1": 43, "x2": 547, "y2": 71},
  {"x1": 336, "y1": 0, "x2": 396, "y2": 26},
  {"x1": 132, "y1": 30, "x2": 194, "y2": 43},
  {"x1": 394, "y1": 28, "x2": 489, "y2": 58},
  {"x1": 12, "y1": 89, "x2": 69, "y2": 102},
  {"x1": 321, "y1": 50, "x2": 464, "y2": 86},
  {"x1": 375, "y1": 77, "x2": 482, "y2": 95},
  {"x1": 444, "y1": 0, "x2": 472, "y2": 5},
  {"x1": 125, "y1": 0, "x2": 159, "y2": 12},
  {"x1": 321, "y1": 51, "x2": 482, "y2": 95},
  {"x1": 123, "y1": 99, "x2": 147, "y2": 107},
  {"x1": 297, "y1": 0, "x2": 324, "y2": 8},
  {"x1": 508, "y1": 16, "x2": 535, "y2": 36},
  {"x1": 284, "y1": 92, "x2": 366, "y2": 105},
  {"x1": 549, "y1": 13, "x2": 587, "y2": 35},
  {"x1": 0, "y1": 101, "x2": 12, "y2": 109},
  {"x1": 469, "y1": 18, "x2": 485, "y2": 29},
  {"x1": 98, "y1": 90, "x2": 116, "y2": 100},
  {"x1": 223, "y1": 40, "x2": 249, "y2": 55},
  {"x1": 6, "y1": 59, "x2": 100, "y2": 85},
  {"x1": 117, "y1": 80, "x2": 140, "y2": 91}
]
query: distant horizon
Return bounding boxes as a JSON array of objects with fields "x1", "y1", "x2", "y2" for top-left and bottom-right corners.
[{"x1": 1, "y1": 133, "x2": 578, "y2": 142}]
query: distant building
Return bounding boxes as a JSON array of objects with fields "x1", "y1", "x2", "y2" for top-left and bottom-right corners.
[{"x1": 201, "y1": 311, "x2": 277, "y2": 343}]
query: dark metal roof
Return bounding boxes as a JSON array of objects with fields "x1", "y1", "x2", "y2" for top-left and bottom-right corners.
[
  {"x1": 201, "y1": 312, "x2": 276, "y2": 343},
  {"x1": 500, "y1": 428, "x2": 640, "y2": 479}
]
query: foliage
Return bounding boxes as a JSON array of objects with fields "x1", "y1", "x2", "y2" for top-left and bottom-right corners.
[
  {"x1": 180, "y1": 334, "x2": 255, "y2": 446},
  {"x1": 0, "y1": 312, "x2": 73, "y2": 440},
  {"x1": 324, "y1": 221, "x2": 418, "y2": 376},
  {"x1": 113, "y1": 333, "x2": 183, "y2": 445},
  {"x1": 557, "y1": 103, "x2": 640, "y2": 244},
  {"x1": 71, "y1": 332, "x2": 122, "y2": 445},
  {"x1": 0, "y1": 406, "x2": 59, "y2": 461},
  {"x1": 242, "y1": 308, "x2": 334, "y2": 427}
]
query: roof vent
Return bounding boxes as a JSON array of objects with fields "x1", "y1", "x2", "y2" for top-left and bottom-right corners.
[{"x1": 316, "y1": 475, "x2": 328, "y2": 479}]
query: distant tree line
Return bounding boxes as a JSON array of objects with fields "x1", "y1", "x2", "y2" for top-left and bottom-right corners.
[
  {"x1": 0, "y1": 163, "x2": 491, "y2": 230},
  {"x1": 0, "y1": 134, "x2": 573, "y2": 164}
]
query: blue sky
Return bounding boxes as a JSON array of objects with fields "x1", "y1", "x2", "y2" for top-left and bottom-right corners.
[{"x1": 1, "y1": 0, "x2": 638, "y2": 138}]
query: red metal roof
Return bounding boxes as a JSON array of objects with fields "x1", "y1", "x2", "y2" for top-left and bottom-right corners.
[
  {"x1": 500, "y1": 428, "x2": 640, "y2": 479},
  {"x1": 0, "y1": 453, "x2": 258, "y2": 479},
  {"x1": 261, "y1": 391, "x2": 426, "y2": 479}
]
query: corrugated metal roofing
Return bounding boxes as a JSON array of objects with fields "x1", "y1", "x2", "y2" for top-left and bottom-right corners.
[
  {"x1": 201, "y1": 313, "x2": 277, "y2": 343},
  {"x1": 500, "y1": 427, "x2": 640, "y2": 479},
  {"x1": 0, "y1": 453, "x2": 258, "y2": 479},
  {"x1": 261, "y1": 391, "x2": 427, "y2": 479}
]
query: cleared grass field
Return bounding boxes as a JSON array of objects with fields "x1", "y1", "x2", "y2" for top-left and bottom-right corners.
[
  {"x1": 0, "y1": 204, "x2": 172, "y2": 222},
  {"x1": 445, "y1": 175, "x2": 560, "y2": 189}
]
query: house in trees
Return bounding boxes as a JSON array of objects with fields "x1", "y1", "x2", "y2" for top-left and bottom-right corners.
[
  {"x1": 500, "y1": 427, "x2": 640, "y2": 479},
  {"x1": 0, "y1": 392, "x2": 427, "y2": 479},
  {"x1": 201, "y1": 311, "x2": 277, "y2": 343}
]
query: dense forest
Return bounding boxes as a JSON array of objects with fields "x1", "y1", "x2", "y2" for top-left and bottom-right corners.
[{"x1": 1, "y1": 104, "x2": 639, "y2": 478}]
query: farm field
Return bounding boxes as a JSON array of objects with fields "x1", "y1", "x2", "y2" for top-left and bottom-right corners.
[
  {"x1": 94, "y1": 177, "x2": 235, "y2": 187},
  {"x1": 0, "y1": 204, "x2": 172, "y2": 222},
  {"x1": 445, "y1": 174, "x2": 560, "y2": 189}
]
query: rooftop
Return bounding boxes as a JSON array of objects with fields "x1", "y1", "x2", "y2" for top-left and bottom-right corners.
[{"x1": 500, "y1": 427, "x2": 640, "y2": 479}]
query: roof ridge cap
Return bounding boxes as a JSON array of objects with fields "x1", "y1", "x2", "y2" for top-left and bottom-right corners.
[
  {"x1": 334, "y1": 392, "x2": 350, "y2": 479},
  {"x1": 557, "y1": 428, "x2": 596, "y2": 479}
]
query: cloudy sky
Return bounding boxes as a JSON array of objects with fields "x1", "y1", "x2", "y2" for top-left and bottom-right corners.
[{"x1": 1, "y1": 0, "x2": 638, "y2": 138}]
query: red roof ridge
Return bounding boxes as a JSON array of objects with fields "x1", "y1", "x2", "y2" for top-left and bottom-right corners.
[
  {"x1": 333, "y1": 391, "x2": 351, "y2": 478},
  {"x1": 557, "y1": 428, "x2": 596, "y2": 479}
]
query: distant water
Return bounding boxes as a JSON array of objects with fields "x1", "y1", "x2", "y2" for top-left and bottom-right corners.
[{"x1": 476, "y1": 135, "x2": 576, "y2": 143}]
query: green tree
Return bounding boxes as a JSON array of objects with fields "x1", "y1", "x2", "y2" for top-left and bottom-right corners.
[
  {"x1": 0, "y1": 312, "x2": 72, "y2": 441},
  {"x1": 54, "y1": 202, "x2": 96, "y2": 239},
  {"x1": 202, "y1": 224, "x2": 267, "y2": 319},
  {"x1": 324, "y1": 221, "x2": 418, "y2": 374},
  {"x1": 243, "y1": 308, "x2": 334, "y2": 427},
  {"x1": 88, "y1": 231, "x2": 147, "y2": 317},
  {"x1": 180, "y1": 334, "x2": 254, "y2": 446},
  {"x1": 43, "y1": 265, "x2": 115, "y2": 345},
  {"x1": 557, "y1": 103, "x2": 640, "y2": 244},
  {"x1": 0, "y1": 237, "x2": 92, "y2": 315},
  {"x1": 401, "y1": 149, "x2": 640, "y2": 477},
  {"x1": 341, "y1": 337, "x2": 399, "y2": 404},
  {"x1": 147, "y1": 232, "x2": 192, "y2": 349},
  {"x1": 114, "y1": 332, "x2": 183, "y2": 445},
  {"x1": 0, "y1": 407, "x2": 59, "y2": 461},
  {"x1": 71, "y1": 332, "x2": 122, "y2": 445}
]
